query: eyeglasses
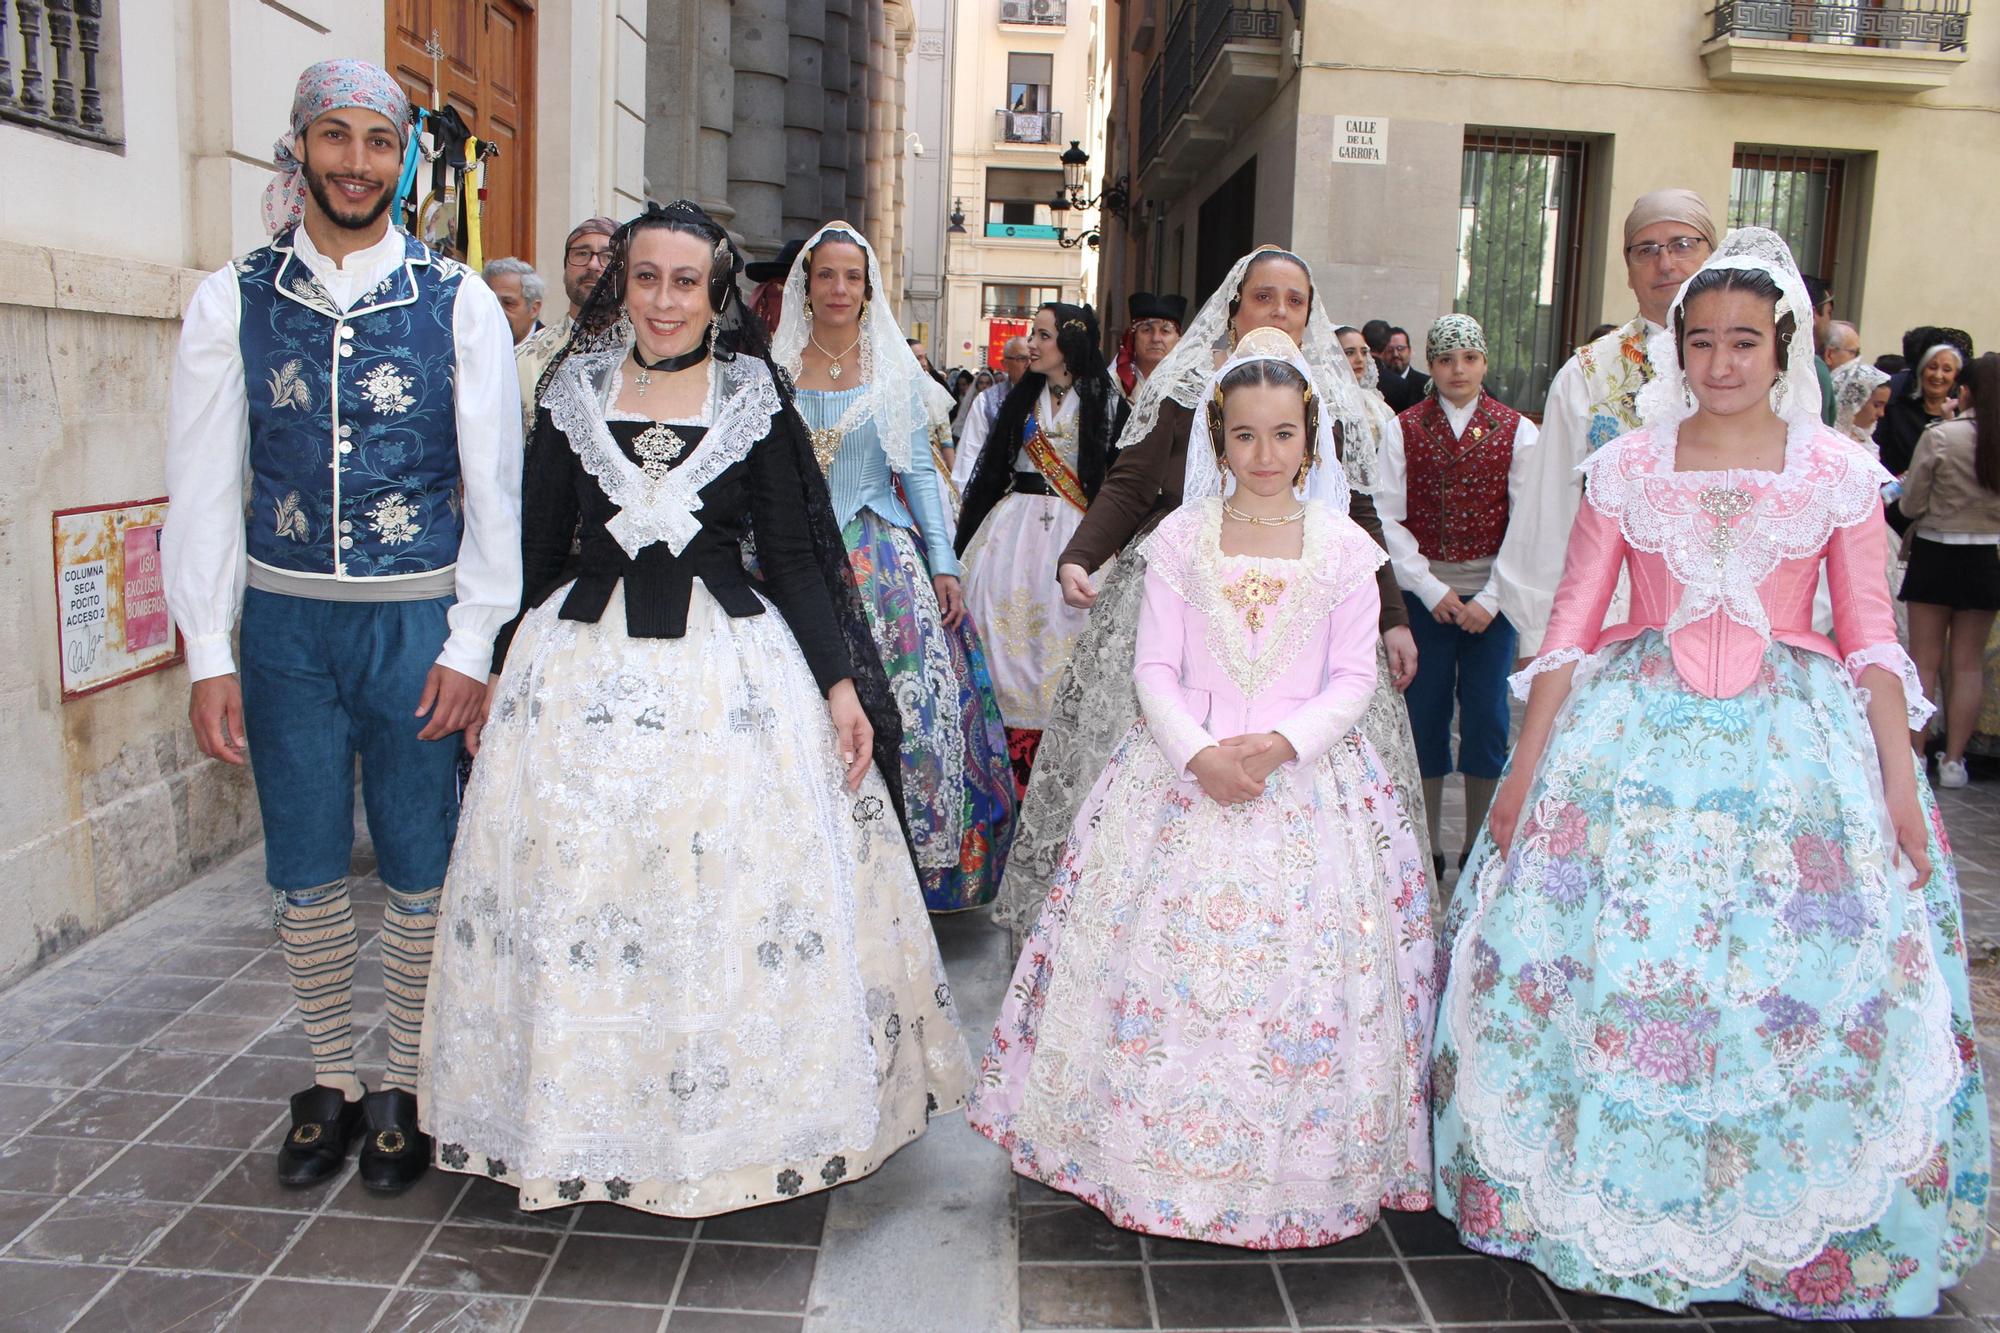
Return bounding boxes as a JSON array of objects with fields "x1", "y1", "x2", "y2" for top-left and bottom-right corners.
[
  {"x1": 565, "y1": 245, "x2": 612, "y2": 269},
  {"x1": 1625, "y1": 236, "x2": 1709, "y2": 263},
  {"x1": 1002, "y1": 353, "x2": 1029, "y2": 363}
]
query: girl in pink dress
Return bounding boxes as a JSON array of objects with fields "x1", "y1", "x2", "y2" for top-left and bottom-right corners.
[
  {"x1": 1431, "y1": 229, "x2": 1988, "y2": 1317},
  {"x1": 967, "y1": 328, "x2": 1436, "y2": 1249}
]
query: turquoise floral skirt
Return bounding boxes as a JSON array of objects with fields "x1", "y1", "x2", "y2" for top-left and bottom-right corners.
[{"x1": 1432, "y1": 631, "x2": 1989, "y2": 1317}]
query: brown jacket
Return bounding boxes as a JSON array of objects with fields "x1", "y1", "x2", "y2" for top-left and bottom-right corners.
[
  {"x1": 1900, "y1": 412, "x2": 2000, "y2": 554},
  {"x1": 1058, "y1": 399, "x2": 1410, "y2": 633}
]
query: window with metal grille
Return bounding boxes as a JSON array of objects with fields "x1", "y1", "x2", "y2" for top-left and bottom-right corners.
[
  {"x1": 1455, "y1": 132, "x2": 1590, "y2": 413},
  {"x1": 1729, "y1": 146, "x2": 1848, "y2": 287}
]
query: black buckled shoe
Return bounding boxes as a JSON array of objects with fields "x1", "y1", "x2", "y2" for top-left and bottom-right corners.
[
  {"x1": 358, "y1": 1088, "x2": 431, "y2": 1193},
  {"x1": 277, "y1": 1085, "x2": 364, "y2": 1187}
]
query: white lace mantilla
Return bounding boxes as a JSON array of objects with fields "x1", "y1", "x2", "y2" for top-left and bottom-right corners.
[
  {"x1": 544, "y1": 343, "x2": 781, "y2": 559},
  {"x1": 1582, "y1": 426, "x2": 1891, "y2": 643},
  {"x1": 1141, "y1": 499, "x2": 1385, "y2": 701}
]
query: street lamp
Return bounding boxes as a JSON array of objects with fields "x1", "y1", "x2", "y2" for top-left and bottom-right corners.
[{"x1": 1050, "y1": 141, "x2": 1125, "y2": 249}]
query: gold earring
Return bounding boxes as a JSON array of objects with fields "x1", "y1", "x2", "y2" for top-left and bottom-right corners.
[{"x1": 804, "y1": 297, "x2": 814, "y2": 319}]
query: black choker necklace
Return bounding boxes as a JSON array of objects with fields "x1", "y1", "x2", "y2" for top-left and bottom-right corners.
[{"x1": 633, "y1": 343, "x2": 709, "y2": 397}]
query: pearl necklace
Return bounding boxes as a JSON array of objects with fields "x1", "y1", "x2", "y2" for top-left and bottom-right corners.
[{"x1": 1222, "y1": 501, "x2": 1305, "y2": 526}]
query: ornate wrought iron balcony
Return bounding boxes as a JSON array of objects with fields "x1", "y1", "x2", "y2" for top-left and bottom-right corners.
[
  {"x1": 1703, "y1": 0, "x2": 1971, "y2": 92},
  {"x1": 1, "y1": 0, "x2": 120, "y2": 147},
  {"x1": 1136, "y1": 0, "x2": 1284, "y2": 187},
  {"x1": 1709, "y1": 0, "x2": 1969, "y2": 50},
  {"x1": 994, "y1": 108, "x2": 1064, "y2": 146}
]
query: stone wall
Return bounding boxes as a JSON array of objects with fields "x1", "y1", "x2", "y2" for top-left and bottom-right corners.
[{"x1": 0, "y1": 244, "x2": 262, "y2": 987}]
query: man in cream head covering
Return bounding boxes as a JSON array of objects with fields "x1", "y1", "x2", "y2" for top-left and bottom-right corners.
[{"x1": 1492, "y1": 187, "x2": 1716, "y2": 659}]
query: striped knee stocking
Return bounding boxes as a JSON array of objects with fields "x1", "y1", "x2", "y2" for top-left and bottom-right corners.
[
  {"x1": 274, "y1": 880, "x2": 363, "y2": 1100},
  {"x1": 379, "y1": 885, "x2": 440, "y2": 1094}
]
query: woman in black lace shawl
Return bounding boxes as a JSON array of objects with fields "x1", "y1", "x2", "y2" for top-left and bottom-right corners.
[
  {"x1": 423, "y1": 200, "x2": 969, "y2": 1220},
  {"x1": 525, "y1": 200, "x2": 906, "y2": 821}
]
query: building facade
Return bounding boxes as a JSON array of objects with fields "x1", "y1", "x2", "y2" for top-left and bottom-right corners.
[
  {"x1": 940, "y1": 0, "x2": 1096, "y2": 371},
  {"x1": 1095, "y1": 0, "x2": 1996, "y2": 412},
  {"x1": 643, "y1": 0, "x2": 922, "y2": 317},
  {"x1": 0, "y1": 0, "x2": 649, "y2": 986}
]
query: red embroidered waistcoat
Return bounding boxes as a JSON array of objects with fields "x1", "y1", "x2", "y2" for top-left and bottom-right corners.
[{"x1": 1395, "y1": 391, "x2": 1521, "y2": 562}]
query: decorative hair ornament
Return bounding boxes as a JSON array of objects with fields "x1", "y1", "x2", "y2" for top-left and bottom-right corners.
[{"x1": 1062, "y1": 318, "x2": 1088, "y2": 335}]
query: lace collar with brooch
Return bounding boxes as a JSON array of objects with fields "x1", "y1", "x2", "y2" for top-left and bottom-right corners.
[
  {"x1": 1140, "y1": 497, "x2": 1385, "y2": 698},
  {"x1": 541, "y1": 339, "x2": 779, "y2": 558},
  {"x1": 1581, "y1": 423, "x2": 1890, "y2": 641}
]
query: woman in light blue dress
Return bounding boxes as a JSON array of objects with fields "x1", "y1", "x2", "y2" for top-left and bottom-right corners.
[{"x1": 775, "y1": 224, "x2": 1016, "y2": 911}]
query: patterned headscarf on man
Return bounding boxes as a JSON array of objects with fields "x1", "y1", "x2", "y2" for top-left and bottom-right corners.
[{"x1": 262, "y1": 59, "x2": 413, "y2": 237}]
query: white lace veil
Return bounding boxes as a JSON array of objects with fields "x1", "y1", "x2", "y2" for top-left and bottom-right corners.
[
  {"x1": 1634, "y1": 226, "x2": 1826, "y2": 440},
  {"x1": 771, "y1": 222, "x2": 943, "y2": 470},
  {"x1": 1182, "y1": 327, "x2": 1353, "y2": 515},
  {"x1": 1123, "y1": 246, "x2": 1374, "y2": 492},
  {"x1": 1832, "y1": 359, "x2": 1892, "y2": 444}
]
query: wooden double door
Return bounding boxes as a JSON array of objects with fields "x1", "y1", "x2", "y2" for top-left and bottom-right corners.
[{"x1": 386, "y1": 0, "x2": 537, "y2": 263}]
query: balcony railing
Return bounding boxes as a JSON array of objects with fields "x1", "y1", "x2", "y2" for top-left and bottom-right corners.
[
  {"x1": 1138, "y1": 58, "x2": 1162, "y2": 167},
  {"x1": 1708, "y1": 0, "x2": 1970, "y2": 50},
  {"x1": 981, "y1": 302, "x2": 1042, "y2": 318},
  {"x1": 1139, "y1": 0, "x2": 1282, "y2": 169},
  {"x1": 998, "y1": 0, "x2": 1066, "y2": 25},
  {"x1": 994, "y1": 108, "x2": 1064, "y2": 146},
  {"x1": 1, "y1": 0, "x2": 118, "y2": 146}
]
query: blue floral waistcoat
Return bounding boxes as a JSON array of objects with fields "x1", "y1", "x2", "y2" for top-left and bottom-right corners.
[{"x1": 236, "y1": 226, "x2": 467, "y2": 579}]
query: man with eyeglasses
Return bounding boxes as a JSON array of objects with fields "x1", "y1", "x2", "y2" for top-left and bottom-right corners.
[
  {"x1": 952, "y1": 335, "x2": 1033, "y2": 489},
  {"x1": 513, "y1": 216, "x2": 618, "y2": 429},
  {"x1": 1493, "y1": 188, "x2": 1717, "y2": 661}
]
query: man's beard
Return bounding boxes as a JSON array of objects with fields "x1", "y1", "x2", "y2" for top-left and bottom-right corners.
[
  {"x1": 565, "y1": 270, "x2": 600, "y2": 311},
  {"x1": 303, "y1": 159, "x2": 394, "y2": 231}
]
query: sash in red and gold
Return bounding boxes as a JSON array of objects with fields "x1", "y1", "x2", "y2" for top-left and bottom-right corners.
[{"x1": 1021, "y1": 414, "x2": 1088, "y2": 513}]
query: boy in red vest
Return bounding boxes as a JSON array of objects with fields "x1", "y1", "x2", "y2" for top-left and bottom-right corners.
[{"x1": 1376, "y1": 314, "x2": 1539, "y2": 882}]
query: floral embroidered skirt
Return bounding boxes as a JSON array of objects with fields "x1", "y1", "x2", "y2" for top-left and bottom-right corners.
[
  {"x1": 1432, "y1": 632, "x2": 1990, "y2": 1316},
  {"x1": 969, "y1": 721, "x2": 1438, "y2": 1248},
  {"x1": 990, "y1": 548, "x2": 1436, "y2": 937},
  {"x1": 844, "y1": 510, "x2": 1017, "y2": 912},
  {"x1": 419, "y1": 583, "x2": 971, "y2": 1216},
  {"x1": 960, "y1": 491, "x2": 1089, "y2": 735}
]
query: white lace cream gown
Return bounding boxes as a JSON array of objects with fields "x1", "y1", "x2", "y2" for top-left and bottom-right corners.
[{"x1": 421, "y1": 583, "x2": 970, "y2": 1215}]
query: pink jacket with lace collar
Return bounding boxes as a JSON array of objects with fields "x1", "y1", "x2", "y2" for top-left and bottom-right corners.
[
  {"x1": 1134, "y1": 498, "x2": 1388, "y2": 775},
  {"x1": 1519, "y1": 425, "x2": 1930, "y2": 727}
]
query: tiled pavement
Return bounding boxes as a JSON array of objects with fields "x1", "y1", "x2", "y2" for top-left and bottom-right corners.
[
  {"x1": 0, "y1": 853, "x2": 834, "y2": 1333},
  {"x1": 0, "y1": 771, "x2": 1996, "y2": 1332}
]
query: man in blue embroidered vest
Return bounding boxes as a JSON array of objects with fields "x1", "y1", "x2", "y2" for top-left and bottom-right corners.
[
  {"x1": 163, "y1": 60, "x2": 522, "y2": 1194},
  {"x1": 1492, "y1": 189, "x2": 1716, "y2": 662}
]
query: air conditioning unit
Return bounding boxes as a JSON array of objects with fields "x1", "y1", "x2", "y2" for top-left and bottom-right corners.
[{"x1": 1000, "y1": 0, "x2": 1034, "y2": 22}]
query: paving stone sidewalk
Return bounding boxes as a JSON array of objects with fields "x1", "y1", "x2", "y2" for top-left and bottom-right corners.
[{"x1": 0, "y1": 776, "x2": 1994, "y2": 1332}]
